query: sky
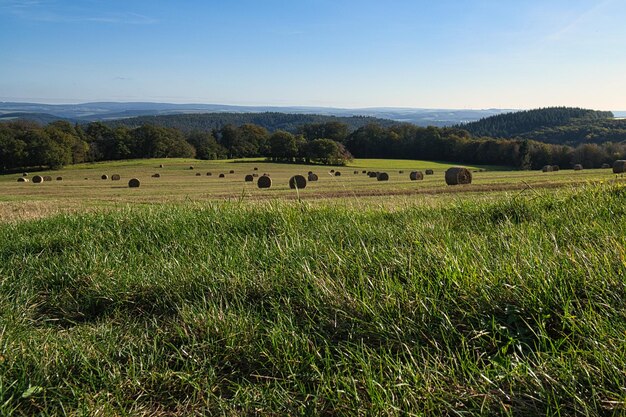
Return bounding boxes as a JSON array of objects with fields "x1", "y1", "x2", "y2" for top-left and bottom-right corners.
[{"x1": 1, "y1": 0, "x2": 625, "y2": 110}]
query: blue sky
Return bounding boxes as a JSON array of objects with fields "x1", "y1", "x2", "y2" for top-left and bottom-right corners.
[{"x1": 1, "y1": 0, "x2": 625, "y2": 109}]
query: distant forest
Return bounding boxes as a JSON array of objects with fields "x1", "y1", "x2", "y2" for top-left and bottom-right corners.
[
  {"x1": 103, "y1": 112, "x2": 397, "y2": 133},
  {"x1": 1, "y1": 108, "x2": 626, "y2": 172},
  {"x1": 460, "y1": 107, "x2": 626, "y2": 145}
]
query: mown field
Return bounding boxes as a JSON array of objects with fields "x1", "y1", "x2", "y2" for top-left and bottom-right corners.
[
  {"x1": 0, "y1": 159, "x2": 625, "y2": 415},
  {"x1": 0, "y1": 158, "x2": 621, "y2": 221}
]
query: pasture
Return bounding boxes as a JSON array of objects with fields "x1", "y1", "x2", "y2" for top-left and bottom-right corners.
[{"x1": 0, "y1": 159, "x2": 625, "y2": 415}]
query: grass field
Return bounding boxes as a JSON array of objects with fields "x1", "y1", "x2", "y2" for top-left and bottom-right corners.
[
  {"x1": 1, "y1": 159, "x2": 625, "y2": 415},
  {"x1": 0, "y1": 158, "x2": 623, "y2": 222}
]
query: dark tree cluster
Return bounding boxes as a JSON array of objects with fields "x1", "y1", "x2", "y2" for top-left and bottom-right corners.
[{"x1": 460, "y1": 107, "x2": 614, "y2": 139}]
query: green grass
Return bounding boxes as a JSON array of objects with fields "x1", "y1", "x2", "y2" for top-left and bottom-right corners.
[{"x1": 1, "y1": 182, "x2": 625, "y2": 415}]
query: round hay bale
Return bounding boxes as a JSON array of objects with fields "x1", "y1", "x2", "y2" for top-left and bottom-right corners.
[
  {"x1": 219, "y1": 173, "x2": 225, "y2": 178},
  {"x1": 111, "y1": 174, "x2": 121, "y2": 181},
  {"x1": 601, "y1": 163, "x2": 611, "y2": 169},
  {"x1": 257, "y1": 175, "x2": 272, "y2": 189},
  {"x1": 368, "y1": 171, "x2": 378, "y2": 178},
  {"x1": 399, "y1": 170, "x2": 404, "y2": 174},
  {"x1": 245, "y1": 174, "x2": 254, "y2": 182},
  {"x1": 56, "y1": 177, "x2": 63, "y2": 181},
  {"x1": 334, "y1": 171, "x2": 341, "y2": 177},
  {"x1": 128, "y1": 178, "x2": 140, "y2": 188},
  {"x1": 17, "y1": 177, "x2": 28, "y2": 182},
  {"x1": 445, "y1": 167, "x2": 472, "y2": 185},
  {"x1": 206, "y1": 172, "x2": 212, "y2": 176},
  {"x1": 362, "y1": 170, "x2": 367, "y2": 174},
  {"x1": 43, "y1": 176, "x2": 52, "y2": 182},
  {"x1": 23, "y1": 172, "x2": 28, "y2": 176},
  {"x1": 308, "y1": 173, "x2": 319, "y2": 181},
  {"x1": 253, "y1": 173, "x2": 259, "y2": 177},
  {"x1": 254, "y1": 167, "x2": 258, "y2": 171},
  {"x1": 613, "y1": 160, "x2": 626, "y2": 174},
  {"x1": 573, "y1": 164, "x2": 583, "y2": 171},
  {"x1": 229, "y1": 170, "x2": 235, "y2": 174},
  {"x1": 542, "y1": 165, "x2": 553, "y2": 173},
  {"x1": 552, "y1": 165, "x2": 560, "y2": 171},
  {"x1": 425, "y1": 169, "x2": 434, "y2": 175},
  {"x1": 189, "y1": 166, "x2": 194, "y2": 170},
  {"x1": 354, "y1": 170, "x2": 359, "y2": 174},
  {"x1": 101, "y1": 174, "x2": 108, "y2": 180},
  {"x1": 377, "y1": 172, "x2": 389, "y2": 181},
  {"x1": 152, "y1": 173, "x2": 161, "y2": 178},
  {"x1": 308, "y1": 171, "x2": 313, "y2": 175},
  {"x1": 159, "y1": 164, "x2": 164, "y2": 168},
  {"x1": 289, "y1": 175, "x2": 307, "y2": 189},
  {"x1": 196, "y1": 173, "x2": 202, "y2": 176},
  {"x1": 330, "y1": 169, "x2": 335, "y2": 173},
  {"x1": 409, "y1": 171, "x2": 424, "y2": 181}
]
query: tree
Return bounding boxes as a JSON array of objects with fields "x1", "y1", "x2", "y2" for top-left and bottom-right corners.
[{"x1": 268, "y1": 131, "x2": 297, "y2": 161}]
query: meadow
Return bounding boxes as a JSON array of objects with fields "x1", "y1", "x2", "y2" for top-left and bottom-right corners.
[{"x1": 0, "y1": 159, "x2": 625, "y2": 415}]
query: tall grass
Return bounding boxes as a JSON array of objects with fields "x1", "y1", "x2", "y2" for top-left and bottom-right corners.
[{"x1": 0, "y1": 184, "x2": 625, "y2": 415}]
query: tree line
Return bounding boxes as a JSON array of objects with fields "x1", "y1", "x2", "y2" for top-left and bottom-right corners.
[{"x1": 2, "y1": 119, "x2": 626, "y2": 172}]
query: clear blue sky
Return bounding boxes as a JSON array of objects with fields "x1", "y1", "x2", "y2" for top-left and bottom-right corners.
[{"x1": 1, "y1": 0, "x2": 625, "y2": 109}]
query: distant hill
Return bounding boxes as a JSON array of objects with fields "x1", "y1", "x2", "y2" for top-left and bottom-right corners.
[
  {"x1": 0, "y1": 101, "x2": 513, "y2": 126},
  {"x1": 457, "y1": 107, "x2": 626, "y2": 145},
  {"x1": 460, "y1": 107, "x2": 613, "y2": 138},
  {"x1": 0, "y1": 112, "x2": 74, "y2": 125},
  {"x1": 101, "y1": 112, "x2": 398, "y2": 133}
]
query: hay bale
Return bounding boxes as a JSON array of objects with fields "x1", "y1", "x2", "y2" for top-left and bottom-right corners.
[
  {"x1": 189, "y1": 166, "x2": 194, "y2": 170},
  {"x1": 377, "y1": 172, "x2": 389, "y2": 181},
  {"x1": 253, "y1": 173, "x2": 259, "y2": 177},
  {"x1": 409, "y1": 171, "x2": 424, "y2": 181},
  {"x1": 254, "y1": 167, "x2": 258, "y2": 171},
  {"x1": 362, "y1": 170, "x2": 367, "y2": 174},
  {"x1": 159, "y1": 164, "x2": 164, "y2": 168},
  {"x1": 56, "y1": 177, "x2": 63, "y2": 181},
  {"x1": 573, "y1": 164, "x2": 583, "y2": 171},
  {"x1": 334, "y1": 171, "x2": 341, "y2": 177},
  {"x1": 101, "y1": 174, "x2": 108, "y2": 180},
  {"x1": 43, "y1": 176, "x2": 52, "y2": 182},
  {"x1": 601, "y1": 163, "x2": 611, "y2": 169},
  {"x1": 552, "y1": 165, "x2": 560, "y2": 171},
  {"x1": 152, "y1": 173, "x2": 161, "y2": 178},
  {"x1": 289, "y1": 175, "x2": 307, "y2": 189},
  {"x1": 257, "y1": 175, "x2": 272, "y2": 189},
  {"x1": 196, "y1": 173, "x2": 202, "y2": 176},
  {"x1": 245, "y1": 174, "x2": 254, "y2": 182},
  {"x1": 613, "y1": 160, "x2": 626, "y2": 173},
  {"x1": 368, "y1": 171, "x2": 378, "y2": 178},
  {"x1": 354, "y1": 170, "x2": 359, "y2": 174},
  {"x1": 425, "y1": 169, "x2": 434, "y2": 175},
  {"x1": 445, "y1": 167, "x2": 472, "y2": 185},
  {"x1": 542, "y1": 165, "x2": 553, "y2": 173},
  {"x1": 308, "y1": 173, "x2": 319, "y2": 181},
  {"x1": 229, "y1": 170, "x2": 235, "y2": 174},
  {"x1": 330, "y1": 169, "x2": 335, "y2": 173},
  {"x1": 206, "y1": 172, "x2": 212, "y2": 176},
  {"x1": 219, "y1": 173, "x2": 225, "y2": 178},
  {"x1": 23, "y1": 172, "x2": 28, "y2": 176},
  {"x1": 17, "y1": 177, "x2": 28, "y2": 182},
  {"x1": 128, "y1": 178, "x2": 140, "y2": 188},
  {"x1": 399, "y1": 170, "x2": 404, "y2": 174},
  {"x1": 111, "y1": 174, "x2": 121, "y2": 181}
]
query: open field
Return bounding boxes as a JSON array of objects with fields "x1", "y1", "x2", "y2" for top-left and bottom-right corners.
[
  {"x1": 1, "y1": 158, "x2": 624, "y2": 221},
  {"x1": 1, "y1": 159, "x2": 625, "y2": 415}
]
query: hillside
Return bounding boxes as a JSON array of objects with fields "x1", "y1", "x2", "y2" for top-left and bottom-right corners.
[
  {"x1": 101, "y1": 112, "x2": 398, "y2": 133},
  {"x1": 460, "y1": 107, "x2": 616, "y2": 142}
]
